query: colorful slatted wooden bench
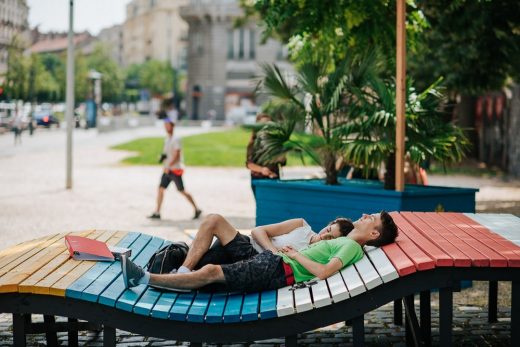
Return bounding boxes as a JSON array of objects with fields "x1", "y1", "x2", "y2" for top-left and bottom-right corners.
[{"x1": 0, "y1": 212, "x2": 519, "y2": 347}]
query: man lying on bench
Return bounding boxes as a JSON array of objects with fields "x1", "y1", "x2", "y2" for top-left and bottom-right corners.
[{"x1": 121, "y1": 212, "x2": 398, "y2": 293}]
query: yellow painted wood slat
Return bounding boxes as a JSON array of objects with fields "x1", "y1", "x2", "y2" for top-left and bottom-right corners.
[
  {"x1": 48, "y1": 231, "x2": 127, "y2": 297},
  {"x1": 0, "y1": 234, "x2": 60, "y2": 271},
  {"x1": 0, "y1": 231, "x2": 90, "y2": 293},
  {"x1": 32, "y1": 230, "x2": 121, "y2": 296},
  {"x1": 18, "y1": 230, "x2": 100, "y2": 293},
  {"x1": 0, "y1": 233, "x2": 67, "y2": 279},
  {"x1": 0, "y1": 235, "x2": 51, "y2": 261}
]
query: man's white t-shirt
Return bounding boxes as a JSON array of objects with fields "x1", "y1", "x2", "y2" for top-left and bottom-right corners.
[
  {"x1": 250, "y1": 219, "x2": 315, "y2": 253},
  {"x1": 163, "y1": 135, "x2": 184, "y2": 170},
  {"x1": 167, "y1": 109, "x2": 179, "y2": 123}
]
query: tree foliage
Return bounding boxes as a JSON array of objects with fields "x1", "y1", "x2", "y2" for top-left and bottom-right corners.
[
  {"x1": 409, "y1": 0, "x2": 520, "y2": 95},
  {"x1": 139, "y1": 59, "x2": 175, "y2": 95}
]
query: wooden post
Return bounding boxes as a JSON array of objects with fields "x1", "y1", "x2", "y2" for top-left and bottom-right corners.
[{"x1": 395, "y1": 0, "x2": 406, "y2": 192}]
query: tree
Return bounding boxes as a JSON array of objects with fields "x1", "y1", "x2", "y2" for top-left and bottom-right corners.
[
  {"x1": 86, "y1": 44, "x2": 125, "y2": 102},
  {"x1": 241, "y1": 0, "x2": 426, "y2": 73},
  {"x1": 409, "y1": 0, "x2": 520, "y2": 95},
  {"x1": 4, "y1": 36, "x2": 29, "y2": 100},
  {"x1": 139, "y1": 59, "x2": 175, "y2": 96}
]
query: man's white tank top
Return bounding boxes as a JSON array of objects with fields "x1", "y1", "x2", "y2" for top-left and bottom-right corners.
[{"x1": 250, "y1": 219, "x2": 315, "y2": 253}]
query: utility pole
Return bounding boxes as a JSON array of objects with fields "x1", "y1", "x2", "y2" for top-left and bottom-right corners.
[{"x1": 65, "y1": 0, "x2": 75, "y2": 189}]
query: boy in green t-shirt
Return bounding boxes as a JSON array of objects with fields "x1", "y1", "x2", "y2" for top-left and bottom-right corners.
[{"x1": 122, "y1": 211, "x2": 398, "y2": 292}]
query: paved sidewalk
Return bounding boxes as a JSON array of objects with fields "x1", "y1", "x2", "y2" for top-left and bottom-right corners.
[{"x1": 0, "y1": 124, "x2": 518, "y2": 346}]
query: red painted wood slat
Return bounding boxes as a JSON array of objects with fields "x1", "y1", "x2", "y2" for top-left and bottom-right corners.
[
  {"x1": 381, "y1": 242, "x2": 416, "y2": 277},
  {"x1": 391, "y1": 213, "x2": 453, "y2": 267},
  {"x1": 401, "y1": 212, "x2": 472, "y2": 267},
  {"x1": 413, "y1": 212, "x2": 489, "y2": 267},
  {"x1": 447, "y1": 213, "x2": 520, "y2": 267}
]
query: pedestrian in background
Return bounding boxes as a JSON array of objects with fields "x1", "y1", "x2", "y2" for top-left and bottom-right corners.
[
  {"x1": 148, "y1": 118, "x2": 202, "y2": 220},
  {"x1": 246, "y1": 113, "x2": 286, "y2": 198}
]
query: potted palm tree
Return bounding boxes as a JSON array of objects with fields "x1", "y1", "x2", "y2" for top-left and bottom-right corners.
[{"x1": 252, "y1": 54, "x2": 477, "y2": 229}]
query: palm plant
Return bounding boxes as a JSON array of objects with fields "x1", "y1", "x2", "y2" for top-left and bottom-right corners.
[
  {"x1": 339, "y1": 78, "x2": 471, "y2": 189},
  {"x1": 255, "y1": 53, "x2": 380, "y2": 185},
  {"x1": 255, "y1": 54, "x2": 470, "y2": 188}
]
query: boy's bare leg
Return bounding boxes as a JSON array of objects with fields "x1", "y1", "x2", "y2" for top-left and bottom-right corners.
[
  {"x1": 182, "y1": 214, "x2": 238, "y2": 270},
  {"x1": 149, "y1": 264, "x2": 225, "y2": 289},
  {"x1": 180, "y1": 190, "x2": 199, "y2": 211}
]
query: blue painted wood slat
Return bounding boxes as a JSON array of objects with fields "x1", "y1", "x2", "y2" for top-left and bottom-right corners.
[
  {"x1": 259, "y1": 290, "x2": 277, "y2": 320},
  {"x1": 65, "y1": 232, "x2": 140, "y2": 299},
  {"x1": 241, "y1": 292, "x2": 260, "y2": 321},
  {"x1": 82, "y1": 234, "x2": 152, "y2": 304},
  {"x1": 169, "y1": 292, "x2": 196, "y2": 321},
  {"x1": 187, "y1": 292, "x2": 212, "y2": 323},
  {"x1": 115, "y1": 237, "x2": 166, "y2": 311},
  {"x1": 205, "y1": 293, "x2": 227, "y2": 324},
  {"x1": 151, "y1": 292, "x2": 178, "y2": 319},
  {"x1": 223, "y1": 293, "x2": 244, "y2": 323}
]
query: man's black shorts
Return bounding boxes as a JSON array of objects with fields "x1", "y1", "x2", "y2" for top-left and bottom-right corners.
[
  {"x1": 159, "y1": 172, "x2": 184, "y2": 191},
  {"x1": 195, "y1": 232, "x2": 258, "y2": 269},
  {"x1": 221, "y1": 251, "x2": 287, "y2": 293}
]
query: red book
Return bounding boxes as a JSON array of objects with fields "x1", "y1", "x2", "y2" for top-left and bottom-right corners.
[{"x1": 65, "y1": 235, "x2": 115, "y2": 261}]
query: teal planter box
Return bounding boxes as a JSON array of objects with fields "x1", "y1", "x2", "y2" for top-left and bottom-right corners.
[{"x1": 254, "y1": 178, "x2": 478, "y2": 230}]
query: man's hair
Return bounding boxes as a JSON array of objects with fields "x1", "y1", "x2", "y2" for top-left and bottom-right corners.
[
  {"x1": 328, "y1": 217, "x2": 354, "y2": 237},
  {"x1": 256, "y1": 113, "x2": 271, "y2": 122},
  {"x1": 367, "y1": 210, "x2": 398, "y2": 247}
]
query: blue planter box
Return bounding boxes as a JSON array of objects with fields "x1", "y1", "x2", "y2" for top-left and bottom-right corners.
[{"x1": 254, "y1": 178, "x2": 478, "y2": 230}]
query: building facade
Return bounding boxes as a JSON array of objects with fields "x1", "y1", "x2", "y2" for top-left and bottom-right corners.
[
  {"x1": 123, "y1": 0, "x2": 188, "y2": 68},
  {"x1": 179, "y1": 0, "x2": 291, "y2": 120},
  {"x1": 98, "y1": 25, "x2": 124, "y2": 66},
  {"x1": 0, "y1": 0, "x2": 29, "y2": 77}
]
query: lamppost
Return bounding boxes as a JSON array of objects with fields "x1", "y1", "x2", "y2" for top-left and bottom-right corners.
[{"x1": 65, "y1": 0, "x2": 74, "y2": 189}]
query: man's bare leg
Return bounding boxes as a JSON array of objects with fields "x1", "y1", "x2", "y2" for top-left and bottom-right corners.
[
  {"x1": 180, "y1": 190, "x2": 198, "y2": 210},
  {"x1": 155, "y1": 187, "x2": 166, "y2": 214},
  {"x1": 149, "y1": 264, "x2": 225, "y2": 290},
  {"x1": 182, "y1": 214, "x2": 238, "y2": 270}
]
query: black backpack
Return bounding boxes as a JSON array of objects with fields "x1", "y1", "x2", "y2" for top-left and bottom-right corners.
[{"x1": 146, "y1": 242, "x2": 189, "y2": 274}]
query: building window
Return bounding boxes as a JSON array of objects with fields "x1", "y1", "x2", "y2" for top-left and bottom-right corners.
[
  {"x1": 249, "y1": 29, "x2": 255, "y2": 59},
  {"x1": 238, "y1": 29, "x2": 244, "y2": 59},
  {"x1": 227, "y1": 30, "x2": 234, "y2": 59}
]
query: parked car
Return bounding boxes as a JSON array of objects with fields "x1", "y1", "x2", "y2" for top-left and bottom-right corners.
[{"x1": 33, "y1": 109, "x2": 60, "y2": 128}]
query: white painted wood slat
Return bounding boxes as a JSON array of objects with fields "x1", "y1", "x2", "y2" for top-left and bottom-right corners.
[
  {"x1": 325, "y1": 272, "x2": 350, "y2": 303},
  {"x1": 340, "y1": 265, "x2": 365, "y2": 297},
  {"x1": 293, "y1": 286, "x2": 313, "y2": 313},
  {"x1": 365, "y1": 247, "x2": 399, "y2": 283},
  {"x1": 310, "y1": 279, "x2": 333, "y2": 308},
  {"x1": 276, "y1": 286, "x2": 295, "y2": 317},
  {"x1": 354, "y1": 255, "x2": 383, "y2": 290}
]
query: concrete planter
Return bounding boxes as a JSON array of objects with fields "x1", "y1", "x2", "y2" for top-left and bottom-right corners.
[{"x1": 254, "y1": 178, "x2": 478, "y2": 230}]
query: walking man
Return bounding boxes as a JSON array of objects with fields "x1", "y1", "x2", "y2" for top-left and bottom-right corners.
[{"x1": 148, "y1": 118, "x2": 201, "y2": 220}]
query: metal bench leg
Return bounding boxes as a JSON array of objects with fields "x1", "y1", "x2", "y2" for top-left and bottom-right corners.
[
  {"x1": 285, "y1": 335, "x2": 297, "y2": 347},
  {"x1": 103, "y1": 326, "x2": 116, "y2": 347},
  {"x1": 190, "y1": 343, "x2": 203, "y2": 347},
  {"x1": 352, "y1": 315, "x2": 364, "y2": 347},
  {"x1": 439, "y1": 287, "x2": 453, "y2": 347},
  {"x1": 488, "y1": 281, "x2": 498, "y2": 323},
  {"x1": 420, "y1": 290, "x2": 431, "y2": 347},
  {"x1": 512, "y1": 280, "x2": 519, "y2": 346},
  {"x1": 68, "y1": 318, "x2": 79, "y2": 347},
  {"x1": 394, "y1": 298, "x2": 403, "y2": 325},
  {"x1": 43, "y1": 315, "x2": 59, "y2": 347},
  {"x1": 12, "y1": 313, "x2": 27, "y2": 347},
  {"x1": 404, "y1": 294, "x2": 422, "y2": 347}
]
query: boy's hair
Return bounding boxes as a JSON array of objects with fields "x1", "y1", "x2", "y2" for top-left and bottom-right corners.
[
  {"x1": 367, "y1": 210, "x2": 398, "y2": 247},
  {"x1": 328, "y1": 217, "x2": 354, "y2": 236}
]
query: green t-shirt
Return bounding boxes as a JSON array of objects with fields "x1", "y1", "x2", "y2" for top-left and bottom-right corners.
[{"x1": 280, "y1": 237, "x2": 364, "y2": 283}]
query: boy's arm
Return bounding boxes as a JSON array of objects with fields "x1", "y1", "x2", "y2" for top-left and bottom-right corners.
[
  {"x1": 251, "y1": 219, "x2": 304, "y2": 253},
  {"x1": 281, "y1": 246, "x2": 343, "y2": 280}
]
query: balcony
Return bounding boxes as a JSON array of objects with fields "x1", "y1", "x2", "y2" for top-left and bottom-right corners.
[{"x1": 179, "y1": 0, "x2": 242, "y2": 22}]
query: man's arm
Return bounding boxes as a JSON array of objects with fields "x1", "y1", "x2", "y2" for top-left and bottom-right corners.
[
  {"x1": 281, "y1": 246, "x2": 343, "y2": 280},
  {"x1": 251, "y1": 219, "x2": 304, "y2": 253}
]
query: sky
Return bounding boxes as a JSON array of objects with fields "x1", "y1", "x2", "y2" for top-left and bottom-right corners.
[{"x1": 27, "y1": 0, "x2": 131, "y2": 35}]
